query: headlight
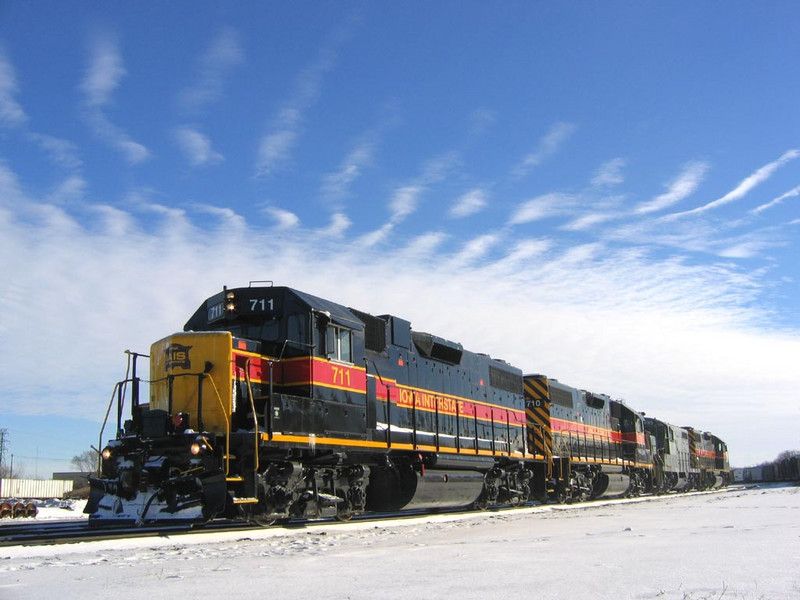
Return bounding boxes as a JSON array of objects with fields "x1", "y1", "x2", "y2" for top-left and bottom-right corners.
[
  {"x1": 101, "y1": 447, "x2": 113, "y2": 460},
  {"x1": 225, "y1": 290, "x2": 236, "y2": 312},
  {"x1": 190, "y1": 436, "x2": 211, "y2": 455}
]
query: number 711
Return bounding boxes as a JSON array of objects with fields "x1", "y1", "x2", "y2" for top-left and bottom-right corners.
[{"x1": 250, "y1": 298, "x2": 274, "y2": 311}]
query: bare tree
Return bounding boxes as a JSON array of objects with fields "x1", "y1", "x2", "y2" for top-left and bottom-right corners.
[
  {"x1": 0, "y1": 463, "x2": 24, "y2": 478},
  {"x1": 71, "y1": 449, "x2": 100, "y2": 475},
  {"x1": 776, "y1": 450, "x2": 799, "y2": 461}
]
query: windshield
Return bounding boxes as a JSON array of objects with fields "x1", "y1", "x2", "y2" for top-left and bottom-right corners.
[{"x1": 222, "y1": 318, "x2": 280, "y2": 342}]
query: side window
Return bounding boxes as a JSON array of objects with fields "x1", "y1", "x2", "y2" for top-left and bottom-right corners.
[
  {"x1": 339, "y1": 328, "x2": 352, "y2": 362},
  {"x1": 325, "y1": 325, "x2": 353, "y2": 363}
]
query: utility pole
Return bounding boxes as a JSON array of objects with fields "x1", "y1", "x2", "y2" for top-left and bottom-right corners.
[{"x1": 0, "y1": 429, "x2": 8, "y2": 476}]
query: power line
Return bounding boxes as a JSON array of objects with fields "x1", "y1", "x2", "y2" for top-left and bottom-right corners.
[{"x1": 12, "y1": 455, "x2": 73, "y2": 462}]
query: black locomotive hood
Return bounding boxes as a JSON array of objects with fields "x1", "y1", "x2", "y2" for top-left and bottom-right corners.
[{"x1": 183, "y1": 284, "x2": 365, "y2": 332}]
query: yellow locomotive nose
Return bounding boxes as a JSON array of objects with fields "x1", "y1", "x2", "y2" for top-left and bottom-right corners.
[{"x1": 149, "y1": 331, "x2": 234, "y2": 434}]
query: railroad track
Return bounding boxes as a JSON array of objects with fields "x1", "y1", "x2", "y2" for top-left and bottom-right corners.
[
  {"x1": 2, "y1": 520, "x2": 171, "y2": 547},
  {"x1": 0, "y1": 488, "x2": 737, "y2": 548},
  {"x1": 0, "y1": 519, "x2": 246, "y2": 547},
  {"x1": 0, "y1": 504, "x2": 489, "y2": 547}
]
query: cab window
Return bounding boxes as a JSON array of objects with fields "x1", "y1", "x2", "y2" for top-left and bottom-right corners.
[{"x1": 325, "y1": 325, "x2": 352, "y2": 363}]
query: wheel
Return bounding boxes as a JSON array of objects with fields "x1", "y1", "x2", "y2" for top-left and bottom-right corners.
[
  {"x1": 473, "y1": 494, "x2": 490, "y2": 511},
  {"x1": 252, "y1": 513, "x2": 277, "y2": 527}
]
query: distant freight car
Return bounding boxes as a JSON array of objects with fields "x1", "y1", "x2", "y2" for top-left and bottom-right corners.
[
  {"x1": 0, "y1": 478, "x2": 74, "y2": 499},
  {"x1": 736, "y1": 456, "x2": 800, "y2": 483}
]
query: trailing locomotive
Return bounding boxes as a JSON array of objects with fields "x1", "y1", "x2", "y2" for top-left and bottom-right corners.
[
  {"x1": 86, "y1": 282, "x2": 730, "y2": 525},
  {"x1": 524, "y1": 376, "x2": 654, "y2": 503}
]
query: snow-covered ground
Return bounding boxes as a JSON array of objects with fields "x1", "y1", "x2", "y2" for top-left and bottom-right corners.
[{"x1": 1, "y1": 484, "x2": 798, "y2": 600}]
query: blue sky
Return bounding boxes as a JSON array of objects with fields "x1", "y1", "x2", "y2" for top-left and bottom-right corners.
[{"x1": 1, "y1": 3, "x2": 799, "y2": 476}]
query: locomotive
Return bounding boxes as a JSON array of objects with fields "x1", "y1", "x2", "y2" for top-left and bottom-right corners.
[{"x1": 86, "y1": 282, "x2": 731, "y2": 525}]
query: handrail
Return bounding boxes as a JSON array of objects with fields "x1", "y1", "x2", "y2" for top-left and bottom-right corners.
[
  {"x1": 244, "y1": 359, "x2": 260, "y2": 475},
  {"x1": 490, "y1": 410, "x2": 496, "y2": 455},
  {"x1": 97, "y1": 381, "x2": 122, "y2": 471},
  {"x1": 266, "y1": 358, "x2": 276, "y2": 439},
  {"x1": 505, "y1": 411, "x2": 511, "y2": 457},
  {"x1": 411, "y1": 390, "x2": 416, "y2": 449},
  {"x1": 473, "y1": 409, "x2": 479, "y2": 454},
  {"x1": 434, "y1": 395, "x2": 440, "y2": 451},
  {"x1": 97, "y1": 351, "x2": 136, "y2": 472},
  {"x1": 455, "y1": 397, "x2": 461, "y2": 452},
  {"x1": 364, "y1": 358, "x2": 393, "y2": 448},
  {"x1": 202, "y1": 373, "x2": 231, "y2": 476}
]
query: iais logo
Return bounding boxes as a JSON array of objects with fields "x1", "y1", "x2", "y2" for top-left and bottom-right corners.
[{"x1": 165, "y1": 343, "x2": 193, "y2": 370}]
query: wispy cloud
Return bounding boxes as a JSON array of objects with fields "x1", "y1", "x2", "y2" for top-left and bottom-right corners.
[
  {"x1": 561, "y1": 211, "x2": 618, "y2": 231},
  {"x1": 449, "y1": 188, "x2": 488, "y2": 218},
  {"x1": 85, "y1": 112, "x2": 149, "y2": 164},
  {"x1": 664, "y1": 150, "x2": 799, "y2": 220},
  {"x1": 255, "y1": 17, "x2": 359, "y2": 176},
  {"x1": 257, "y1": 128, "x2": 298, "y2": 176},
  {"x1": 490, "y1": 239, "x2": 553, "y2": 272},
  {"x1": 0, "y1": 160, "x2": 26, "y2": 205},
  {"x1": 26, "y1": 133, "x2": 83, "y2": 171},
  {"x1": 173, "y1": 126, "x2": 224, "y2": 166},
  {"x1": 263, "y1": 206, "x2": 300, "y2": 229},
  {"x1": 403, "y1": 231, "x2": 448, "y2": 256},
  {"x1": 177, "y1": 27, "x2": 243, "y2": 114},
  {"x1": 717, "y1": 239, "x2": 777, "y2": 259},
  {"x1": 171, "y1": 29, "x2": 242, "y2": 169},
  {"x1": 448, "y1": 233, "x2": 500, "y2": 267},
  {"x1": 89, "y1": 204, "x2": 136, "y2": 237},
  {"x1": 360, "y1": 151, "x2": 461, "y2": 246},
  {"x1": 46, "y1": 175, "x2": 87, "y2": 204},
  {"x1": 610, "y1": 210, "x2": 790, "y2": 261},
  {"x1": 751, "y1": 185, "x2": 800, "y2": 215},
  {"x1": 636, "y1": 161, "x2": 709, "y2": 214},
  {"x1": 0, "y1": 50, "x2": 27, "y2": 126},
  {"x1": 320, "y1": 212, "x2": 352, "y2": 237},
  {"x1": 468, "y1": 108, "x2": 497, "y2": 136},
  {"x1": 389, "y1": 185, "x2": 424, "y2": 222},
  {"x1": 321, "y1": 137, "x2": 376, "y2": 205},
  {"x1": 591, "y1": 158, "x2": 626, "y2": 187},
  {"x1": 419, "y1": 151, "x2": 461, "y2": 183},
  {"x1": 356, "y1": 223, "x2": 393, "y2": 247},
  {"x1": 513, "y1": 121, "x2": 577, "y2": 177},
  {"x1": 196, "y1": 204, "x2": 247, "y2": 232},
  {"x1": 508, "y1": 192, "x2": 575, "y2": 225},
  {"x1": 0, "y1": 55, "x2": 84, "y2": 173},
  {"x1": 80, "y1": 34, "x2": 125, "y2": 108},
  {"x1": 80, "y1": 32, "x2": 149, "y2": 164}
]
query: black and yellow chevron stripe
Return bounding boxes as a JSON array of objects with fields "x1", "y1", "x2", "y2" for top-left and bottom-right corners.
[{"x1": 523, "y1": 375, "x2": 552, "y2": 457}]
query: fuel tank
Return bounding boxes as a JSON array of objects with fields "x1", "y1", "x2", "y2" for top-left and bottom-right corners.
[
  {"x1": 366, "y1": 464, "x2": 485, "y2": 511},
  {"x1": 592, "y1": 467, "x2": 631, "y2": 498}
]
